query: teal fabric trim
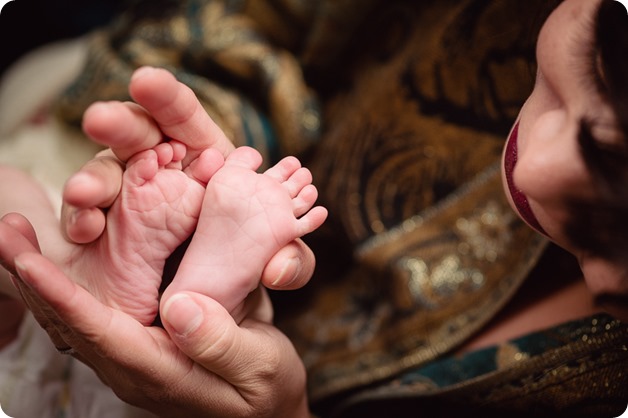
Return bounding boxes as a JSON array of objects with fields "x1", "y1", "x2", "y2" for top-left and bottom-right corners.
[{"x1": 399, "y1": 314, "x2": 618, "y2": 388}]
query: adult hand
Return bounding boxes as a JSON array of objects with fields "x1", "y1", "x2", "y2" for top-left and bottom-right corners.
[
  {"x1": 62, "y1": 65, "x2": 234, "y2": 244},
  {"x1": 62, "y1": 66, "x2": 316, "y2": 290},
  {"x1": 0, "y1": 215, "x2": 28, "y2": 349},
  {"x1": 0, "y1": 214, "x2": 68, "y2": 350},
  {"x1": 0, "y1": 215, "x2": 311, "y2": 418}
]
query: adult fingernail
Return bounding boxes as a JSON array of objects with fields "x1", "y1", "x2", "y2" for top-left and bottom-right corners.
[
  {"x1": 13, "y1": 258, "x2": 31, "y2": 287},
  {"x1": 271, "y1": 258, "x2": 299, "y2": 287},
  {"x1": 131, "y1": 66, "x2": 157, "y2": 80},
  {"x1": 162, "y1": 293, "x2": 202, "y2": 336},
  {"x1": 66, "y1": 172, "x2": 93, "y2": 190},
  {"x1": 14, "y1": 258, "x2": 27, "y2": 277},
  {"x1": 68, "y1": 208, "x2": 79, "y2": 227}
]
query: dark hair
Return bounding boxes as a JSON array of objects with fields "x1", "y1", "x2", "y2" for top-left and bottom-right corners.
[{"x1": 567, "y1": 0, "x2": 628, "y2": 261}]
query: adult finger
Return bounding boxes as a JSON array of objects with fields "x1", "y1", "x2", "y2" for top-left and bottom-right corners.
[
  {"x1": 0, "y1": 215, "x2": 38, "y2": 299},
  {"x1": 0, "y1": 216, "x2": 70, "y2": 349},
  {"x1": 129, "y1": 66, "x2": 235, "y2": 162},
  {"x1": 82, "y1": 100, "x2": 163, "y2": 162},
  {"x1": 0, "y1": 215, "x2": 39, "y2": 295},
  {"x1": 0, "y1": 213, "x2": 39, "y2": 253},
  {"x1": 0, "y1": 214, "x2": 40, "y2": 275},
  {"x1": 61, "y1": 150, "x2": 123, "y2": 243},
  {"x1": 261, "y1": 239, "x2": 316, "y2": 290}
]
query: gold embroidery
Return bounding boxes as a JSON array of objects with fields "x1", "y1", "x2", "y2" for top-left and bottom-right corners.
[{"x1": 496, "y1": 344, "x2": 530, "y2": 369}]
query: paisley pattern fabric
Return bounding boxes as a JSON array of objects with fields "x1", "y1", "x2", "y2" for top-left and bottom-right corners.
[
  {"x1": 275, "y1": 0, "x2": 551, "y2": 402},
  {"x1": 53, "y1": 0, "x2": 627, "y2": 415},
  {"x1": 55, "y1": 0, "x2": 323, "y2": 165}
]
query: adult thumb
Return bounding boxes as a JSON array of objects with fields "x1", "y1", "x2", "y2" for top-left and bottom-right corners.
[{"x1": 160, "y1": 292, "x2": 253, "y2": 383}]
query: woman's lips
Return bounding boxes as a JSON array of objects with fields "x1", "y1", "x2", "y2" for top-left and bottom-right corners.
[{"x1": 504, "y1": 122, "x2": 547, "y2": 235}]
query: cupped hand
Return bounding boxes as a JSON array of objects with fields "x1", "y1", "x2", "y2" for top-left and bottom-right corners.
[{"x1": 2, "y1": 215, "x2": 310, "y2": 418}]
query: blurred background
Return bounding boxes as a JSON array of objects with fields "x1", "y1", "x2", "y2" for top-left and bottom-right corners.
[{"x1": 0, "y1": 0, "x2": 126, "y2": 78}]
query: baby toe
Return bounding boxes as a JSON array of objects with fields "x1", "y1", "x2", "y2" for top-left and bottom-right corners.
[
  {"x1": 264, "y1": 156, "x2": 301, "y2": 183},
  {"x1": 225, "y1": 146, "x2": 263, "y2": 171},
  {"x1": 284, "y1": 167, "x2": 313, "y2": 198},
  {"x1": 292, "y1": 184, "x2": 319, "y2": 217}
]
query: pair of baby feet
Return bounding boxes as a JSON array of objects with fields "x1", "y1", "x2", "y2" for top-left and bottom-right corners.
[{"x1": 69, "y1": 141, "x2": 326, "y2": 325}]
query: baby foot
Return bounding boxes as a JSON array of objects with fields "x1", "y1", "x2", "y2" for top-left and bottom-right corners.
[
  {"x1": 69, "y1": 141, "x2": 223, "y2": 325},
  {"x1": 163, "y1": 146, "x2": 327, "y2": 315}
]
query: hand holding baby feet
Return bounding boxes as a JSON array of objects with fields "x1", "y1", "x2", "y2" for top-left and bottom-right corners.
[
  {"x1": 162, "y1": 146, "x2": 328, "y2": 319},
  {"x1": 66, "y1": 141, "x2": 224, "y2": 325},
  {"x1": 63, "y1": 66, "x2": 236, "y2": 245}
]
